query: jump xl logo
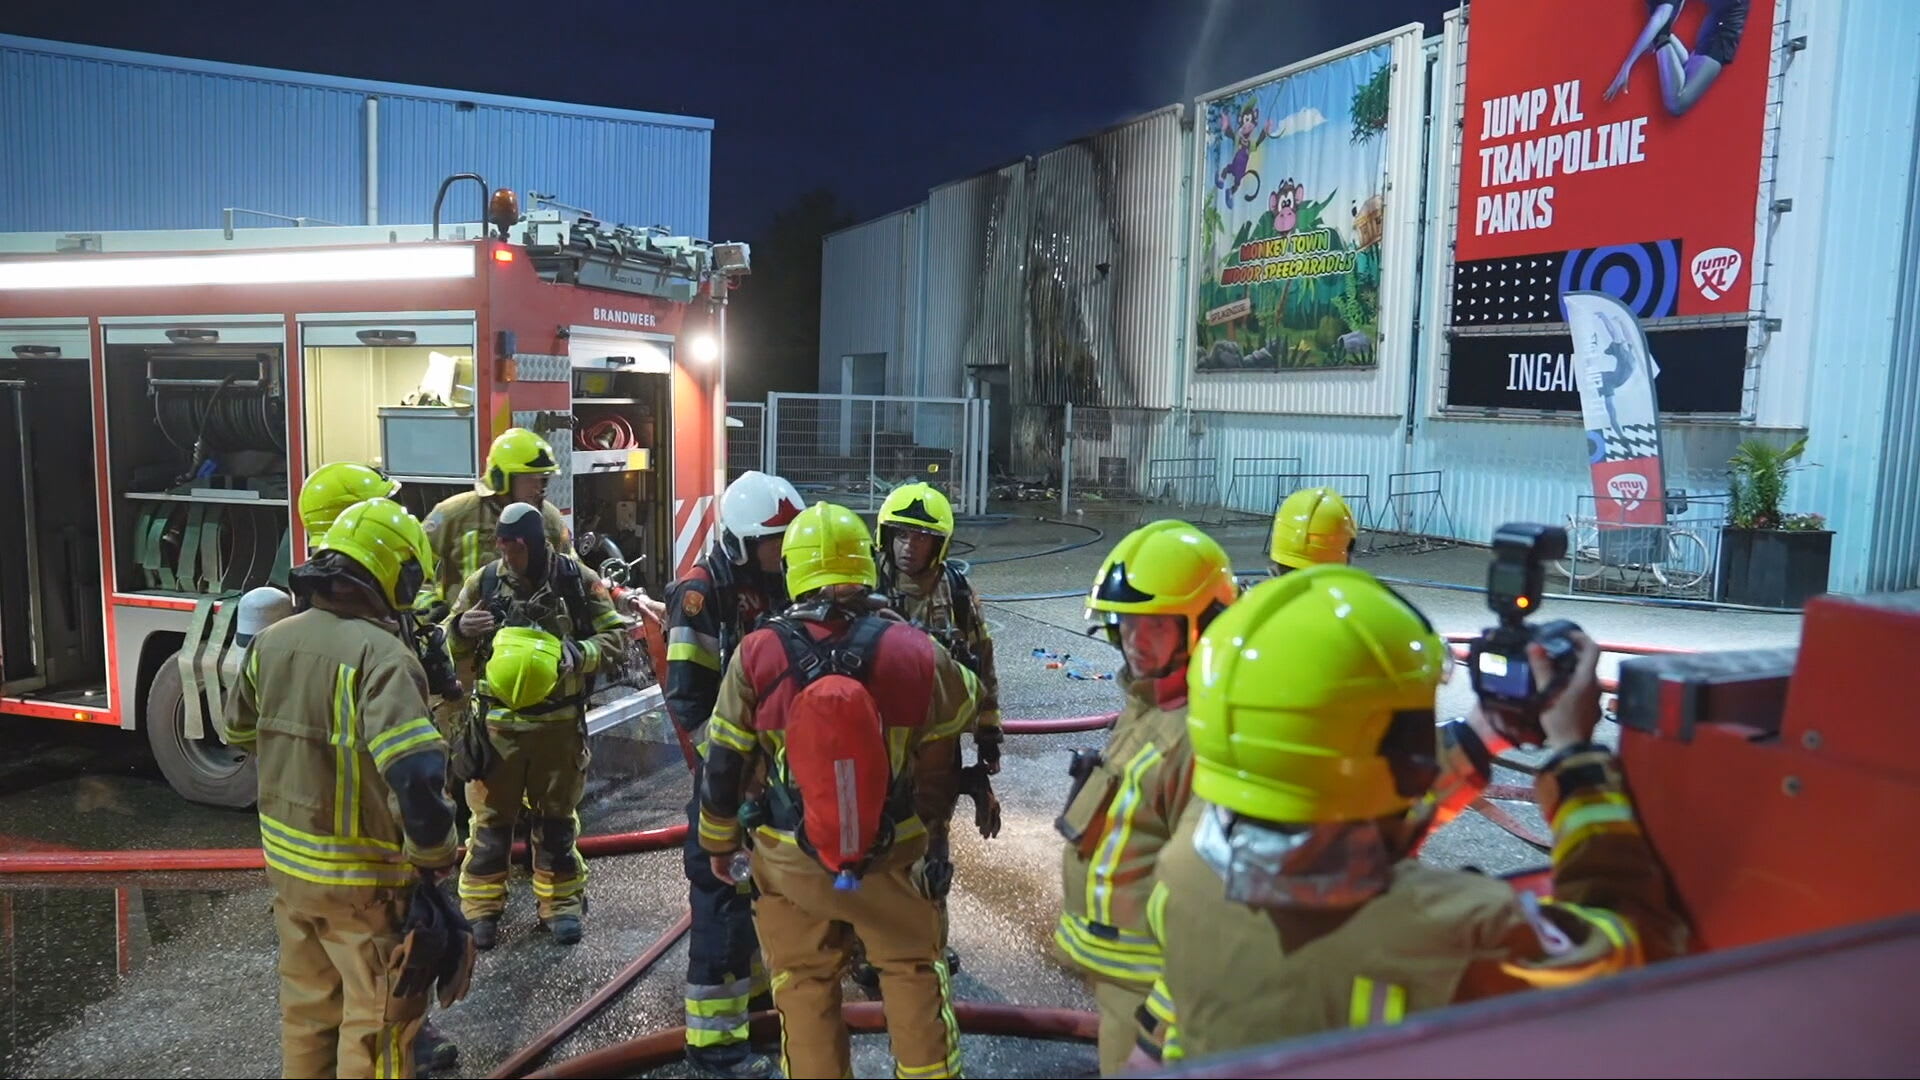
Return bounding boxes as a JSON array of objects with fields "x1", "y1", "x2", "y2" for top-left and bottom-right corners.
[
  {"x1": 1691, "y1": 247, "x2": 1743, "y2": 302},
  {"x1": 1607, "y1": 473, "x2": 1649, "y2": 511}
]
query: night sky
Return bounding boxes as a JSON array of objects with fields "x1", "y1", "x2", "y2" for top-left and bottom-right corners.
[{"x1": 1, "y1": 0, "x2": 1455, "y2": 242}]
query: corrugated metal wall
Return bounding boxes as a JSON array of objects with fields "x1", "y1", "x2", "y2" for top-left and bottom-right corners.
[
  {"x1": 921, "y1": 174, "x2": 992, "y2": 397},
  {"x1": 923, "y1": 162, "x2": 1031, "y2": 399},
  {"x1": 0, "y1": 34, "x2": 711, "y2": 237},
  {"x1": 1025, "y1": 106, "x2": 1185, "y2": 410},
  {"x1": 375, "y1": 97, "x2": 708, "y2": 236},
  {"x1": 1795, "y1": 0, "x2": 1920, "y2": 592},
  {"x1": 817, "y1": 208, "x2": 922, "y2": 392},
  {"x1": 1, "y1": 42, "x2": 365, "y2": 231}
]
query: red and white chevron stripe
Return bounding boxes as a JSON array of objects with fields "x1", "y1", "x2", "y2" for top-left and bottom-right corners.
[{"x1": 671, "y1": 495, "x2": 715, "y2": 580}]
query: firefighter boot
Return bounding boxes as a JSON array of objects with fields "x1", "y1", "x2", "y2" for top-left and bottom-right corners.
[
  {"x1": 415, "y1": 1019, "x2": 459, "y2": 1074},
  {"x1": 471, "y1": 916, "x2": 499, "y2": 951},
  {"x1": 686, "y1": 1048, "x2": 781, "y2": 1079}
]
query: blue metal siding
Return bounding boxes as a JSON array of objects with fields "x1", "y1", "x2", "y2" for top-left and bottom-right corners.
[
  {"x1": 0, "y1": 35, "x2": 710, "y2": 237},
  {"x1": 2, "y1": 45, "x2": 365, "y2": 231},
  {"x1": 1796, "y1": 0, "x2": 1920, "y2": 593},
  {"x1": 376, "y1": 95, "x2": 709, "y2": 238}
]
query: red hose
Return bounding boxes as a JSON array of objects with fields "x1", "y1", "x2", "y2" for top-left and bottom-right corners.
[
  {"x1": 525, "y1": 1001, "x2": 1098, "y2": 1079},
  {"x1": 0, "y1": 825, "x2": 688, "y2": 876},
  {"x1": 1001, "y1": 713, "x2": 1116, "y2": 734},
  {"x1": 2, "y1": 707, "x2": 1127, "y2": 875},
  {"x1": 492, "y1": 910, "x2": 693, "y2": 1079}
]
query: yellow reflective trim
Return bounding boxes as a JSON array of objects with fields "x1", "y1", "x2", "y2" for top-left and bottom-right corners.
[
  {"x1": 699, "y1": 809, "x2": 739, "y2": 845},
  {"x1": 1052, "y1": 920, "x2": 1162, "y2": 984},
  {"x1": 1551, "y1": 791, "x2": 1633, "y2": 832},
  {"x1": 1088, "y1": 742, "x2": 1163, "y2": 925},
  {"x1": 1146, "y1": 880, "x2": 1170, "y2": 941},
  {"x1": 687, "y1": 1026, "x2": 750, "y2": 1048},
  {"x1": 368, "y1": 716, "x2": 439, "y2": 770},
  {"x1": 1058, "y1": 912, "x2": 1160, "y2": 953},
  {"x1": 927, "y1": 666, "x2": 980, "y2": 741},
  {"x1": 1349, "y1": 977, "x2": 1374, "y2": 1028},
  {"x1": 459, "y1": 879, "x2": 509, "y2": 900},
  {"x1": 259, "y1": 814, "x2": 401, "y2": 857},
  {"x1": 593, "y1": 610, "x2": 625, "y2": 631},
  {"x1": 1145, "y1": 981, "x2": 1177, "y2": 1024},
  {"x1": 244, "y1": 648, "x2": 259, "y2": 692},
  {"x1": 667, "y1": 640, "x2": 722, "y2": 671},
  {"x1": 1384, "y1": 982, "x2": 1407, "y2": 1023},
  {"x1": 687, "y1": 996, "x2": 750, "y2": 1018},
  {"x1": 262, "y1": 845, "x2": 413, "y2": 888},
  {"x1": 324, "y1": 664, "x2": 364, "y2": 839},
  {"x1": 707, "y1": 715, "x2": 756, "y2": 753},
  {"x1": 531, "y1": 875, "x2": 587, "y2": 899},
  {"x1": 887, "y1": 725, "x2": 911, "y2": 774}
]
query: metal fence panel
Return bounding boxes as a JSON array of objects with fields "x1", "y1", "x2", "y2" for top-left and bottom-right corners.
[
  {"x1": 1563, "y1": 492, "x2": 1729, "y2": 601},
  {"x1": 726, "y1": 401, "x2": 764, "y2": 480},
  {"x1": 764, "y1": 392, "x2": 987, "y2": 514}
]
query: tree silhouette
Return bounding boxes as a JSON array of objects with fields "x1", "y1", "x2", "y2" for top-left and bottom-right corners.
[{"x1": 727, "y1": 188, "x2": 855, "y2": 402}]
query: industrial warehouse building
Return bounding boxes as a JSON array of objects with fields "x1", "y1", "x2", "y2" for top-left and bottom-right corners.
[
  {"x1": 814, "y1": 2, "x2": 1920, "y2": 598},
  {"x1": 0, "y1": 34, "x2": 710, "y2": 240}
]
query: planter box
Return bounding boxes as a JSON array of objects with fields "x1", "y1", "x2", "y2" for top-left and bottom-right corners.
[{"x1": 1718, "y1": 529, "x2": 1833, "y2": 609}]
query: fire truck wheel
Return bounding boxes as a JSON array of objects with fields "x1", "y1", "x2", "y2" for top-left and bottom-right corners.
[{"x1": 145, "y1": 655, "x2": 258, "y2": 810}]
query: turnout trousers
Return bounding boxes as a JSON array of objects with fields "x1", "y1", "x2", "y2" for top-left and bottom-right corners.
[
  {"x1": 272, "y1": 888, "x2": 422, "y2": 1079},
  {"x1": 682, "y1": 764, "x2": 767, "y2": 1064},
  {"x1": 751, "y1": 833, "x2": 962, "y2": 1079},
  {"x1": 458, "y1": 722, "x2": 589, "y2": 921}
]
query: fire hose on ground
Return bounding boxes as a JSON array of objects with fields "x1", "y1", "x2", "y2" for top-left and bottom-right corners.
[
  {"x1": 0, "y1": 824, "x2": 690, "y2": 875},
  {"x1": 520, "y1": 1001, "x2": 1099, "y2": 1080},
  {"x1": 0, "y1": 712, "x2": 1119, "y2": 875}
]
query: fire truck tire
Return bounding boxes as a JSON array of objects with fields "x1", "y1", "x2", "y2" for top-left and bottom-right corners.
[{"x1": 145, "y1": 655, "x2": 258, "y2": 810}]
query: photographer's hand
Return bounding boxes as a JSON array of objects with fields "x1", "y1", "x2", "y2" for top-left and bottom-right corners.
[{"x1": 1536, "y1": 630, "x2": 1603, "y2": 749}]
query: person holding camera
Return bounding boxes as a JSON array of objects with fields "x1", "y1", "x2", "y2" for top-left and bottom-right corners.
[
  {"x1": 1055, "y1": 520, "x2": 1239, "y2": 1075},
  {"x1": 1129, "y1": 563, "x2": 1688, "y2": 1067}
]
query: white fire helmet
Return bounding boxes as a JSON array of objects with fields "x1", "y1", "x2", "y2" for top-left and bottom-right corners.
[
  {"x1": 235, "y1": 586, "x2": 294, "y2": 645},
  {"x1": 718, "y1": 471, "x2": 805, "y2": 565}
]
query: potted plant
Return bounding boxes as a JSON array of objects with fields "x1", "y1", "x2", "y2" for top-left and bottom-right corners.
[{"x1": 1718, "y1": 436, "x2": 1832, "y2": 608}]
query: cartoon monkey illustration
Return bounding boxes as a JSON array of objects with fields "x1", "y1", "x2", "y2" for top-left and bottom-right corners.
[
  {"x1": 1269, "y1": 179, "x2": 1305, "y2": 234},
  {"x1": 1217, "y1": 101, "x2": 1280, "y2": 206}
]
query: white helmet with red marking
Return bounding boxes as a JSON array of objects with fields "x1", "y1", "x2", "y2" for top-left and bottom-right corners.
[{"x1": 718, "y1": 470, "x2": 805, "y2": 565}]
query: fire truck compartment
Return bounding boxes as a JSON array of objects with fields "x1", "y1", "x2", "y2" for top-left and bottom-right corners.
[
  {"x1": 103, "y1": 321, "x2": 290, "y2": 600},
  {"x1": 0, "y1": 351, "x2": 105, "y2": 704},
  {"x1": 301, "y1": 320, "x2": 478, "y2": 519},
  {"x1": 567, "y1": 338, "x2": 672, "y2": 594}
]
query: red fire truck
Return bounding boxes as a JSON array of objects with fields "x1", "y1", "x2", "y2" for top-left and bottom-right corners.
[{"x1": 0, "y1": 177, "x2": 745, "y2": 807}]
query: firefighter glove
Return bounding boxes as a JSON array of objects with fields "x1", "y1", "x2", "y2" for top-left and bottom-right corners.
[
  {"x1": 959, "y1": 763, "x2": 1002, "y2": 840},
  {"x1": 975, "y1": 722, "x2": 1003, "y2": 772}
]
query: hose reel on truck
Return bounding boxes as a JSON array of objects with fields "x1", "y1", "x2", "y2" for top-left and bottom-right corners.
[{"x1": 128, "y1": 343, "x2": 291, "y2": 808}]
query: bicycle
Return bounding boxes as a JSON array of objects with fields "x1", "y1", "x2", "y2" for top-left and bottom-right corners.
[{"x1": 1553, "y1": 492, "x2": 1713, "y2": 594}]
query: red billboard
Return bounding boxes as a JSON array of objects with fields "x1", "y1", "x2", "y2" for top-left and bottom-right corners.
[{"x1": 1452, "y1": 0, "x2": 1773, "y2": 328}]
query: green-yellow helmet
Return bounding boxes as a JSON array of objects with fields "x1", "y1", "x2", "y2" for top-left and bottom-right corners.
[
  {"x1": 485, "y1": 626, "x2": 564, "y2": 711},
  {"x1": 1086, "y1": 520, "x2": 1237, "y2": 649},
  {"x1": 483, "y1": 427, "x2": 560, "y2": 495},
  {"x1": 782, "y1": 501, "x2": 877, "y2": 598},
  {"x1": 875, "y1": 482, "x2": 955, "y2": 564},
  {"x1": 313, "y1": 498, "x2": 434, "y2": 610},
  {"x1": 299, "y1": 462, "x2": 401, "y2": 536},
  {"x1": 1187, "y1": 564, "x2": 1447, "y2": 825},
  {"x1": 1270, "y1": 487, "x2": 1358, "y2": 571}
]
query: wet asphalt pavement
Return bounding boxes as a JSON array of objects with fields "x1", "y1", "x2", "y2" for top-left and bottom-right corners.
[{"x1": 0, "y1": 510, "x2": 1803, "y2": 1078}]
